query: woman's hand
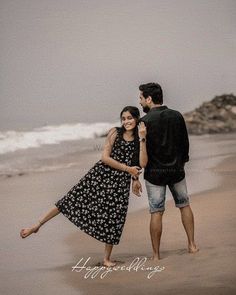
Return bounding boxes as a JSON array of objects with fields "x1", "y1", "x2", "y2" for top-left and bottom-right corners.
[
  {"x1": 138, "y1": 121, "x2": 147, "y2": 139},
  {"x1": 127, "y1": 166, "x2": 142, "y2": 177}
]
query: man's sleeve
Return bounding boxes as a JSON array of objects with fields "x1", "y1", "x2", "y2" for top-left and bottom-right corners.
[
  {"x1": 180, "y1": 115, "x2": 189, "y2": 162},
  {"x1": 130, "y1": 143, "x2": 140, "y2": 167},
  {"x1": 130, "y1": 117, "x2": 145, "y2": 167}
]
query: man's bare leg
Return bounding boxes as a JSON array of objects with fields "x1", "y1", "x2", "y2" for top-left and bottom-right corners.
[
  {"x1": 20, "y1": 206, "x2": 60, "y2": 238},
  {"x1": 150, "y1": 211, "x2": 164, "y2": 260},
  {"x1": 179, "y1": 205, "x2": 199, "y2": 253},
  {"x1": 103, "y1": 244, "x2": 116, "y2": 267}
]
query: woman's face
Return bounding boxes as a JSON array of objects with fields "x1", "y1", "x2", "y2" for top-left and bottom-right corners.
[{"x1": 121, "y1": 111, "x2": 137, "y2": 131}]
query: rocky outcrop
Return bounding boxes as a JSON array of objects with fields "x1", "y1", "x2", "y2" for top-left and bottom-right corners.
[{"x1": 184, "y1": 94, "x2": 236, "y2": 135}]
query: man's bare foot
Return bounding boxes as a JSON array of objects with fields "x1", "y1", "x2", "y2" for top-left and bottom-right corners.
[
  {"x1": 20, "y1": 222, "x2": 42, "y2": 238},
  {"x1": 103, "y1": 259, "x2": 116, "y2": 267},
  {"x1": 149, "y1": 255, "x2": 160, "y2": 261},
  {"x1": 188, "y1": 245, "x2": 199, "y2": 253}
]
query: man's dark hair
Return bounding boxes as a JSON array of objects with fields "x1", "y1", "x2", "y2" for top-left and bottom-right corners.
[{"x1": 139, "y1": 82, "x2": 163, "y2": 104}]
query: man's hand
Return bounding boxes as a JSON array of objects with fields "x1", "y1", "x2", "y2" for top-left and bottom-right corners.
[
  {"x1": 138, "y1": 121, "x2": 147, "y2": 139},
  {"x1": 127, "y1": 166, "x2": 142, "y2": 177},
  {"x1": 132, "y1": 180, "x2": 142, "y2": 197}
]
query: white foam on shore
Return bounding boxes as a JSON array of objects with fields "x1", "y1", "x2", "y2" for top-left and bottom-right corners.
[{"x1": 0, "y1": 122, "x2": 118, "y2": 154}]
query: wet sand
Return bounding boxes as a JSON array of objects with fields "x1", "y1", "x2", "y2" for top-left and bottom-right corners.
[{"x1": 1, "y1": 136, "x2": 236, "y2": 294}]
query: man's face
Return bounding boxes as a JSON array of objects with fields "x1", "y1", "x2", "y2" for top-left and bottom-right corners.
[{"x1": 139, "y1": 91, "x2": 150, "y2": 113}]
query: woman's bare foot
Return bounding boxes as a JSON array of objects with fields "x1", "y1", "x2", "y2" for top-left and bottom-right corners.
[
  {"x1": 188, "y1": 244, "x2": 199, "y2": 253},
  {"x1": 103, "y1": 259, "x2": 116, "y2": 267},
  {"x1": 20, "y1": 222, "x2": 42, "y2": 238}
]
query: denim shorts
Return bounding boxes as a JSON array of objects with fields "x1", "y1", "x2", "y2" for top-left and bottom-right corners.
[{"x1": 145, "y1": 178, "x2": 190, "y2": 213}]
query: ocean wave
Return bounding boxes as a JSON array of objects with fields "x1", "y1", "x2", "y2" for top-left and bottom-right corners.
[
  {"x1": 0, "y1": 122, "x2": 118, "y2": 154},
  {"x1": 0, "y1": 162, "x2": 80, "y2": 178}
]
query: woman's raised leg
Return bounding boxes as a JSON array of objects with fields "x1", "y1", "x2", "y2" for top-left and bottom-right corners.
[
  {"x1": 20, "y1": 206, "x2": 60, "y2": 238},
  {"x1": 103, "y1": 243, "x2": 116, "y2": 267}
]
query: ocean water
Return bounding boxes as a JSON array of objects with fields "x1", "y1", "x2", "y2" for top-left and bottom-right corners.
[
  {"x1": 1, "y1": 121, "x2": 236, "y2": 180},
  {"x1": 0, "y1": 121, "x2": 118, "y2": 176},
  {"x1": 0, "y1": 121, "x2": 119, "y2": 154}
]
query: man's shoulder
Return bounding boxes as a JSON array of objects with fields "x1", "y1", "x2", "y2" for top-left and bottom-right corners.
[
  {"x1": 140, "y1": 107, "x2": 184, "y2": 120},
  {"x1": 140, "y1": 114, "x2": 149, "y2": 122},
  {"x1": 162, "y1": 106, "x2": 180, "y2": 114}
]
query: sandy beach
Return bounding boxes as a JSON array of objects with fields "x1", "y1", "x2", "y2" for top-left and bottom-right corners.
[{"x1": 1, "y1": 134, "x2": 236, "y2": 295}]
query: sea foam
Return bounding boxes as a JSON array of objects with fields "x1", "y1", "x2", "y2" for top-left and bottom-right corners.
[{"x1": 0, "y1": 122, "x2": 118, "y2": 154}]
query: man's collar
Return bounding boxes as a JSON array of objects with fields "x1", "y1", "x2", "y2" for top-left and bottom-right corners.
[{"x1": 149, "y1": 105, "x2": 168, "y2": 112}]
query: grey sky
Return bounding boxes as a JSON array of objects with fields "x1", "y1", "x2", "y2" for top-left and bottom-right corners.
[{"x1": 1, "y1": 0, "x2": 235, "y2": 130}]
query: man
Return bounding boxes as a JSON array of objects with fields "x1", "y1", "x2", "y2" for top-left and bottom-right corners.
[{"x1": 132, "y1": 82, "x2": 199, "y2": 260}]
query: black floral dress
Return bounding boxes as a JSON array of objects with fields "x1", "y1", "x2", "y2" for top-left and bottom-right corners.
[{"x1": 54, "y1": 127, "x2": 136, "y2": 245}]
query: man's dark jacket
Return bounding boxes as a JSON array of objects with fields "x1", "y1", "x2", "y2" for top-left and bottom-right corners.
[{"x1": 136, "y1": 105, "x2": 189, "y2": 185}]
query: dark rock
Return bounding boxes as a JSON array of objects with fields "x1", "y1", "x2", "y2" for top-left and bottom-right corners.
[{"x1": 184, "y1": 94, "x2": 236, "y2": 135}]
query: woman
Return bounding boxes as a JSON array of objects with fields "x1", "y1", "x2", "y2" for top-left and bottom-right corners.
[{"x1": 20, "y1": 106, "x2": 148, "y2": 267}]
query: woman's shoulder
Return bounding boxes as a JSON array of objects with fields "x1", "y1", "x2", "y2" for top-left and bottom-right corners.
[
  {"x1": 107, "y1": 126, "x2": 118, "y2": 134},
  {"x1": 114, "y1": 126, "x2": 122, "y2": 132},
  {"x1": 106, "y1": 127, "x2": 120, "y2": 140},
  {"x1": 108, "y1": 126, "x2": 123, "y2": 133}
]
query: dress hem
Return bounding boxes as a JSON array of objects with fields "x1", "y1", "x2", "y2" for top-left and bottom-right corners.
[{"x1": 55, "y1": 203, "x2": 121, "y2": 245}]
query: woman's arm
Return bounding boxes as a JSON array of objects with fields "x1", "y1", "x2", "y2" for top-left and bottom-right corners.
[
  {"x1": 138, "y1": 122, "x2": 148, "y2": 168},
  {"x1": 101, "y1": 127, "x2": 140, "y2": 176}
]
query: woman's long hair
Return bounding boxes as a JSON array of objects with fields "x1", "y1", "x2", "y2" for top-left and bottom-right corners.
[{"x1": 119, "y1": 106, "x2": 141, "y2": 167}]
